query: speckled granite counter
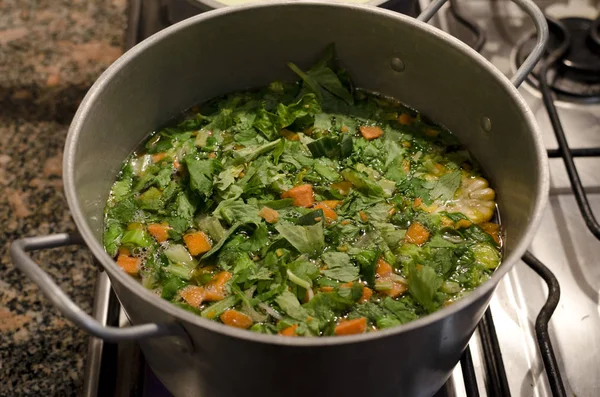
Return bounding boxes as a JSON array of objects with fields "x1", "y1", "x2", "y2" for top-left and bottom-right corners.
[{"x1": 0, "y1": 1, "x2": 127, "y2": 395}]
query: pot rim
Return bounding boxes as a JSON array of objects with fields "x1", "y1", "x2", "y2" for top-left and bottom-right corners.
[
  {"x1": 64, "y1": 1, "x2": 549, "y2": 346},
  {"x1": 184, "y1": 0, "x2": 389, "y2": 12}
]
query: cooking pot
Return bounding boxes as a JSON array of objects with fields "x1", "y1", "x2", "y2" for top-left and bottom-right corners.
[
  {"x1": 179, "y1": 0, "x2": 412, "y2": 14},
  {"x1": 11, "y1": 1, "x2": 549, "y2": 396}
]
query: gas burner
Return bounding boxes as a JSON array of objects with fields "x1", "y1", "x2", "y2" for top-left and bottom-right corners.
[{"x1": 515, "y1": 16, "x2": 600, "y2": 103}]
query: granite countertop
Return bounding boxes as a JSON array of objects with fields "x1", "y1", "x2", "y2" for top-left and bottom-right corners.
[{"x1": 0, "y1": 1, "x2": 127, "y2": 395}]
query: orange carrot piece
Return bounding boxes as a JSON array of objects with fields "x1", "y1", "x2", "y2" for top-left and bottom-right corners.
[
  {"x1": 321, "y1": 200, "x2": 342, "y2": 209},
  {"x1": 402, "y1": 159, "x2": 411, "y2": 173},
  {"x1": 398, "y1": 113, "x2": 414, "y2": 125},
  {"x1": 173, "y1": 158, "x2": 180, "y2": 170},
  {"x1": 151, "y1": 152, "x2": 166, "y2": 163},
  {"x1": 279, "y1": 324, "x2": 298, "y2": 337},
  {"x1": 118, "y1": 246, "x2": 130, "y2": 256},
  {"x1": 455, "y1": 219, "x2": 472, "y2": 229},
  {"x1": 376, "y1": 258, "x2": 393, "y2": 277},
  {"x1": 320, "y1": 286, "x2": 334, "y2": 292},
  {"x1": 180, "y1": 285, "x2": 205, "y2": 307},
  {"x1": 281, "y1": 184, "x2": 314, "y2": 207},
  {"x1": 116, "y1": 255, "x2": 140, "y2": 275},
  {"x1": 405, "y1": 222, "x2": 430, "y2": 245},
  {"x1": 208, "y1": 152, "x2": 217, "y2": 159},
  {"x1": 314, "y1": 202, "x2": 337, "y2": 222},
  {"x1": 331, "y1": 181, "x2": 353, "y2": 196},
  {"x1": 382, "y1": 282, "x2": 408, "y2": 298},
  {"x1": 204, "y1": 271, "x2": 232, "y2": 301},
  {"x1": 481, "y1": 222, "x2": 501, "y2": 244},
  {"x1": 424, "y1": 128, "x2": 440, "y2": 137},
  {"x1": 220, "y1": 310, "x2": 253, "y2": 329},
  {"x1": 412, "y1": 197, "x2": 423, "y2": 210},
  {"x1": 359, "y1": 286, "x2": 373, "y2": 303},
  {"x1": 335, "y1": 317, "x2": 368, "y2": 336},
  {"x1": 359, "y1": 126, "x2": 384, "y2": 140},
  {"x1": 359, "y1": 210, "x2": 369, "y2": 222},
  {"x1": 258, "y1": 207, "x2": 279, "y2": 223},
  {"x1": 184, "y1": 231, "x2": 212, "y2": 256},
  {"x1": 147, "y1": 223, "x2": 170, "y2": 243},
  {"x1": 280, "y1": 129, "x2": 300, "y2": 141}
]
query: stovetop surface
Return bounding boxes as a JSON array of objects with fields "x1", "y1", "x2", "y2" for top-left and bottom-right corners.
[{"x1": 88, "y1": 1, "x2": 600, "y2": 396}]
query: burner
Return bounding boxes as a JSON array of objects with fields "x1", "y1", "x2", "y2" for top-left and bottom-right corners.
[{"x1": 515, "y1": 16, "x2": 600, "y2": 103}]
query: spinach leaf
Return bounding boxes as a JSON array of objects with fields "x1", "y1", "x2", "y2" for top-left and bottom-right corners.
[
  {"x1": 185, "y1": 158, "x2": 216, "y2": 198},
  {"x1": 341, "y1": 168, "x2": 385, "y2": 197},
  {"x1": 103, "y1": 222, "x2": 124, "y2": 257},
  {"x1": 275, "y1": 290, "x2": 309, "y2": 321},
  {"x1": 429, "y1": 171, "x2": 461, "y2": 202},
  {"x1": 408, "y1": 264, "x2": 443, "y2": 313},
  {"x1": 274, "y1": 222, "x2": 325, "y2": 255},
  {"x1": 233, "y1": 139, "x2": 282, "y2": 165},
  {"x1": 321, "y1": 251, "x2": 359, "y2": 282},
  {"x1": 201, "y1": 222, "x2": 242, "y2": 260},
  {"x1": 215, "y1": 199, "x2": 260, "y2": 225}
]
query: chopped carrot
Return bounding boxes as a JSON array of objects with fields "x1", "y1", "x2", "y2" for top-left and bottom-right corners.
[
  {"x1": 359, "y1": 126, "x2": 384, "y2": 140},
  {"x1": 455, "y1": 219, "x2": 472, "y2": 229},
  {"x1": 258, "y1": 207, "x2": 279, "y2": 223},
  {"x1": 116, "y1": 254, "x2": 140, "y2": 275},
  {"x1": 335, "y1": 317, "x2": 367, "y2": 336},
  {"x1": 481, "y1": 222, "x2": 501, "y2": 244},
  {"x1": 340, "y1": 220, "x2": 351, "y2": 225},
  {"x1": 220, "y1": 310, "x2": 253, "y2": 329},
  {"x1": 340, "y1": 282, "x2": 354, "y2": 288},
  {"x1": 204, "y1": 271, "x2": 232, "y2": 301},
  {"x1": 359, "y1": 210, "x2": 369, "y2": 222},
  {"x1": 383, "y1": 282, "x2": 408, "y2": 298},
  {"x1": 281, "y1": 184, "x2": 314, "y2": 207},
  {"x1": 118, "y1": 246, "x2": 130, "y2": 256},
  {"x1": 279, "y1": 324, "x2": 298, "y2": 337},
  {"x1": 424, "y1": 128, "x2": 440, "y2": 137},
  {"x1": 405, "y1": 222, "x2": 430, "y2": 245},
  {"x1": 341, "y1": 125, "x2": 349, "y2": 133},
  {"x1": 359, "y1": 287, "x2": 373, "y2": 303},
  {"x1": 184, "y1": 231, "x2": 212, "y2": 256},
  {"x1": 147, "y1": 222, "x2": 170, "y2": 243},
  {"x1": 173, "y1": 158, "x2": 180, "y2": 170},
  {"x1": 376, "y1": 258, "x2": 393, "y2": 277},
  {"x1": 331, "y1": 181, "x2": 353, "y2": 196},
  {"x1": 388, "y1": 207, "x2": 397, "y2": 217},
  {"x1": 402, "y1": 159, "x2": 411, "y2": 173},
  {"x1": 320, "y1": 286, "x2": 334, "y2": 292},
  {"x1": 208, "y1": 152, "x2": 217, "y2": 159},
  {"x1": 280, "y1": 129, "x2": 300, "y2": 141},
  {"x1": 151, "y1": 152, "x2": 166, "y2": 163},
  {"x1": 321, "y1": 200, "x2": 342, "y2": 209},
  {"x1": 314, "y1": 202, "x2": 337, "y2": 222},
  {"x1": 398, "y1": 113, "x2": 414, "y2": 125},
  {"x1": 413, "y1": 197, "x2": 423, "y2": 210},
  {"x1": 180, "y1": 285, "x2": 205, "y2": 307}
]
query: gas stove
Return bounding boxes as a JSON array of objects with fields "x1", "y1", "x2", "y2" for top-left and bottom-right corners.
[{"x1": 85, "y1": 1, "x2": 600, "y2": 396}]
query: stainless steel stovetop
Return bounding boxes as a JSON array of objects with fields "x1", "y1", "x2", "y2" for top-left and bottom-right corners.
[{"x1": 85, "y1": 1, "x2": 600, "y2": 396}]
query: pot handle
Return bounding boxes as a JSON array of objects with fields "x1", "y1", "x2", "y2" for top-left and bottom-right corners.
[
  {"x1": 417, "y1": 0, "x2": 549, "y2": 88},
  {"x1": 10, "y1": 233, "x2": 193, "y2": 351}
]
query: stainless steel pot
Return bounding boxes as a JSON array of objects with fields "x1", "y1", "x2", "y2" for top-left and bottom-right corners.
[{"x1": 11, "y1": 1, "x2": 550, "y2": 396}]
